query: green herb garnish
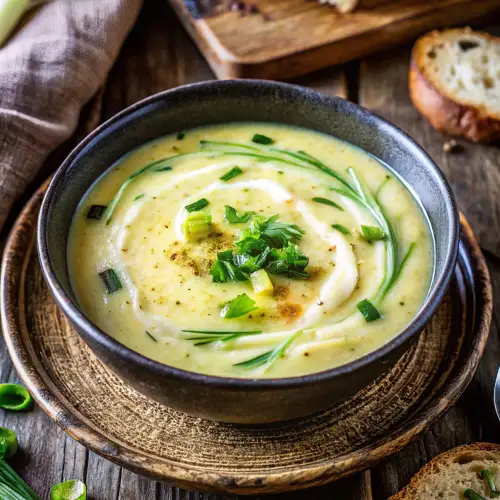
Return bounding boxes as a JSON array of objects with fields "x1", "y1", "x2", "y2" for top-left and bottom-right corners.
[
  {"x1": 357, "y1": 299, "x2": 381, "y2": 322},
  {"x1": 0, "y1": 429, "x2": 17, "y2": 459},
  {"x1": 464, "y1": 489, "x2": 487, "y2": 500},
  {"x1": 176, "y1": 131, "x2": 185, "y2": 140},
  {"x1": 210, "y1": 259, "x2": 249, "y2": 283},
  {"x1": 185, "y1": 198, "x2": 209, "y2": 212},
  {"x1": 86, "y1": 205, "x2": 107, "y2": 220},
  {"x1": 224, "y1": 205, "x2": 254, "y2": 224},
  {"x1": 145, "y1": 331, "x2": 157, "y2": 342},
  {"x1": 251, "y1": 214, "x2": 304, "y2": 248},
  {"x1": 479, "y1": 470, "x2": 500, "y2": 497},
  {"x1": 50, "y1": 479, "x2": 86, "y2": 500},
  {"x1": 266, "y1": 244, "x2": 309, "y2": 278},
  {"x1": 234, "y1": 330, "x2": 302, "y2": 370},
  {"x1": 183, "y1": 211, "x2": 212, "y2": 240},
  {"x1": 98, "y1": 269, "x2": 122, "y2": 295},
  {"x1": 0, "y1": 384, "x2": 33, "y2": 412},
  {"x1": 252, "y1": 134, "x2": 274, "y2": 145},
  {"x1": 133, "y1": 194, "x2": 145, "y2": 201},
  {"x1": 360, "y1": 225, "x2": 385, "y2": 241},
  {"x1": 220, "y1": 166, "x2": 243, "y2": 182},
  {"x1": 220, "y1": 293, "x2": 258, "y2": 319},
  {"x1": 312, "y1": 197, "x2": 343, "y2": 211},
  {"x1": 332, "y1": 224, "x2": 350, "y2": 235},
  {"x1": 182, "y1": 329, "x2": 262, "y2": 345}
]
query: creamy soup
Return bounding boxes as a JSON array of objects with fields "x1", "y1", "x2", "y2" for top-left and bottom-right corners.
[{"x1": 68, "y1": 123, "x2": 433, "y2": 378}]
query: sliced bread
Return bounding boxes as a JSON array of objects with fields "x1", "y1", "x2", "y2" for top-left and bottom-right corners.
[
  {"x1": 389, "y1": 442, "x2": 500, "y2": 499},
  {"x1": 409, "y1": 28, "x2": 500, "y2": 143}
]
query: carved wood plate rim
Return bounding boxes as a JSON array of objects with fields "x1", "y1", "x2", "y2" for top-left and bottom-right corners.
[{"x1": 0, "y1": 180, "x2": 493, "y2": 494}]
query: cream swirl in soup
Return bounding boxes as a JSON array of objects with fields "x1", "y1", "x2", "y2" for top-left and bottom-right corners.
[{"x1": 68, "y1": 123, "x2": 433, "y2": 378}]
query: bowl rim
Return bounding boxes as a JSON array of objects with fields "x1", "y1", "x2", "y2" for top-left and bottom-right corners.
[{"x1": 37, "y1": 79, "x2": 460, "y2": 389}]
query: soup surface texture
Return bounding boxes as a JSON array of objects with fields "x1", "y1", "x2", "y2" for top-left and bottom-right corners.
[{"x1": 68, "y1": 123, "x2": 433, "y2": 378}]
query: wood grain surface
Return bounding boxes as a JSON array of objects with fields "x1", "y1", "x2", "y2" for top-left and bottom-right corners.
[
  {"x1": 0, "y1": 0, "x2": 499, "y2": 498},
  {"x1": 168, "y1": 0, "x2": 500, "y2": 79}
]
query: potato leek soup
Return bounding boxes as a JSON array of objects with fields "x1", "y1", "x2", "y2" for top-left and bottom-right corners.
[{"x1": 68, "y1": 123, "x2": 433, "y2": 378}]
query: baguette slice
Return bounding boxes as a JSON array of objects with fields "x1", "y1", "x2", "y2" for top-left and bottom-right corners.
[
  {"x1": 409, "y1": 28, "x2": 500, "y2": 143},
  {"x1": 389, "y1": 443, "x2": 500, "y2": 499}
]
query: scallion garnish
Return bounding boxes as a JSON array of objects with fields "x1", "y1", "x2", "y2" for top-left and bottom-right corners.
[
  {"x1": 0, "y1": 384, "x2": 33, "y2": 412},
  {"x1": 464, "y1": 489, "x2": 487, "y2": 500},
  {"x1": 183, "y1": 211, "x2": 212, "y2": 240},
  {"x1": 360, "y1": 225, "x2": 385, "y2": 241},
  {"x1": 234, "y1": 330, "x2": 302, "y2": 370},
  {"x1": 50, "y1": 479, "x2": 86, "y2": 500},
  {"x1": 332, "y1": 224, "x2": 350, "y2": 235},
  {"x1": 182, "y1": 329, "x2": 262, "y2": 346},
  {"x1": 177, "y1": 131, "x2": 185, "y2": 140},
  {"x1": 220, "y1": 166, "x2": 243, "y2": 182},
  {"x1": 224, "y1": 205, "x2": 254, "y2": 224},
  {"x1": 479, "y1": 470, "x2": 500, "y2": 497},
  {"x1": 220, "y1": 293, "x2": 258, "y2": 319},
  {"x1": 0, "y1": 429, "x2": 17, "y2": 459},
  {"x1": 133, "y1": 194, "x2": 145, "y2": 201},
  {"x1": 98, "y1": 269, "x2": 122, "y2": 295},
  {"x1": 185, "y1": 198, "x2": 209, "y2": 212},
  {"x1": 86, "y1": 205, "x2": 107, "y2": 220},
  {"x1": 357, "y1": 299, "x2": 381, "y2": 322},
  {"x1": 312, "y1": 197, "x2": 343, "y2": 211},
  {"x1": 252, "y1": 134, "x2": 274, "y2": 145},
  {"x1": 145, "y1": 331, "x2": 157, "y2": 342}
]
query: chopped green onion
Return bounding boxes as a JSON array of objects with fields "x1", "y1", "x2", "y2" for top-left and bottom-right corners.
[
  {"x1": 332, "y1": 224, "x2": 350, "y2": 235},
  {"x1": 133, "y1": 194, "x2": 145, "y2": 201},
  {"x1": 98, "y1": 269, "x2": 122, "y2": 295},
  {"x1": 185, "y1": 198, "x2": 209, "y2": 212},
  {"x1": 145, "y1": 331, "x2": 157, "y2": 342},
  {"x1": 0, "y1": 384, "x2": 33, "y2": 411},
  {"x1": 50, "y1": 480, "x2": 86, "y2": 500},
  {"x1": 220, "y1": 166, "x2": 243, "y2": 181},
  {"x1": 464, "y1": 489, "x2": 487, "y2": 500},
  {"x1": 235, "y1": 330, "x2": 302, "y2": 370},
  {"x1": 182, "y1": 329, "x2": 262, "y2": 346},
  {"x1": 251, "y1": 269, "x2": 274, "y2": 296},
  {"x1": 357, "y1": 299, "x2": 381, "y2": 322},
  {"x1": 360, "y1": 225, "x2": 385, "y2": 241},
  {"x1": 312, "y1": 197, "x2": 343, "y2": 211},
  {"x1": 479, "y1": 470, "x2": 500, "y2": 497},
  {"x1": 183, "y1": 211, "x2": 212, "y2": 240},
  {"x1": 0, "y1": 459, "x2": 38, "y2": 499},
  {"x1": 86, "y1": 205, "x2": 107, "y2": 220},
  {"x1": 224, "y1": 205, "x2": 254, "y2": 224},
  {"x1": 155, "y1": 166, "x2": 172, "y2": 172},
  {"x1": 0, "y1": 429, "x2": 18, "y2": 458},
  {"x1": 0, "y1": 0, "x2": 30, "y2": 48},
  {"x1": 251, "y1": 134, "x2": 274, "y2": 145},
  {"x1": 176, "y1": 131, "x2": 185, "y2": 140},
  {"x1": 220, "y1": 293, "x2": 258, "y2": 319}
]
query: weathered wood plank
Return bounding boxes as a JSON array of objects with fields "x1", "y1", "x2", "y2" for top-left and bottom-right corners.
[{"x1": 358, "y1": 46, "x2": 500, "y2": 498}]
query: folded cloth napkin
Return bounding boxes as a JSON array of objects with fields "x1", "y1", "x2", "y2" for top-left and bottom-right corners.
[{"x1": 0, "y1": 0, "x2": 143, "y2": 231}]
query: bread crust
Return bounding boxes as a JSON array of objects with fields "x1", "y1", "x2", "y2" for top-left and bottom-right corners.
[
  {"x1": 409, "y1": 30, "x2": 500, "y2": 143},
  {"x1": 389, "y1": 442, "x2": 500, "y2": 499}
]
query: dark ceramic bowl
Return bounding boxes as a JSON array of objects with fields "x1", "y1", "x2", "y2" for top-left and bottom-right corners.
[{"x1": 38, "y1": 80, "x2": 459, "y2": 424}]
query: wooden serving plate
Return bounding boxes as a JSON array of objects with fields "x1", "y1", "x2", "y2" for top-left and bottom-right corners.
[
  {"x1": 169, "y1": 0, "x2": 500, "y2": 80},
  {"x1": 0, "y1": 181, "x2": 492, "y2": 494}
]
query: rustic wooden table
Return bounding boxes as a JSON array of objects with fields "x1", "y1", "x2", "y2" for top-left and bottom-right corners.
[{"x1": 1, "y1": 1, "x2": 499, "y2": 498}]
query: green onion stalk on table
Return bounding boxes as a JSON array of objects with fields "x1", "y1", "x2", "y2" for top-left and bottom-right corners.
[{"x1": 0, "y1": 383, "x2": 87, "y2": 499}]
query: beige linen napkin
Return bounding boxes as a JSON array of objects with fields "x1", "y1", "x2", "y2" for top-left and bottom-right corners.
[{"x1": 0, "y1": 0, "x2": 143, "y2": 231}]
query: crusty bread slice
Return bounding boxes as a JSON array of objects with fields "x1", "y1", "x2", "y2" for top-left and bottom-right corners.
[
  {"x1": 317, "y1": 0, "x2": 359, "y2": 13},
  {"x1": 389, "y1": 443, "x2": 500, "y2": 499},
  {"x1": 409, "y1": 28, "x2": 500, "y2": 143}
]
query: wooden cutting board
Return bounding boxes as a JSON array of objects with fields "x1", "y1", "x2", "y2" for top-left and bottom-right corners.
[{"x1": 168, "y1": 0, "x2": 500, "y2": 80}]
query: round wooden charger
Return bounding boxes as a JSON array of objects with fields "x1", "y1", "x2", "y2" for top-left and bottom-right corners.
[{"x1": 0, "y1": 181, "x2": 493, "y2": 495}]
